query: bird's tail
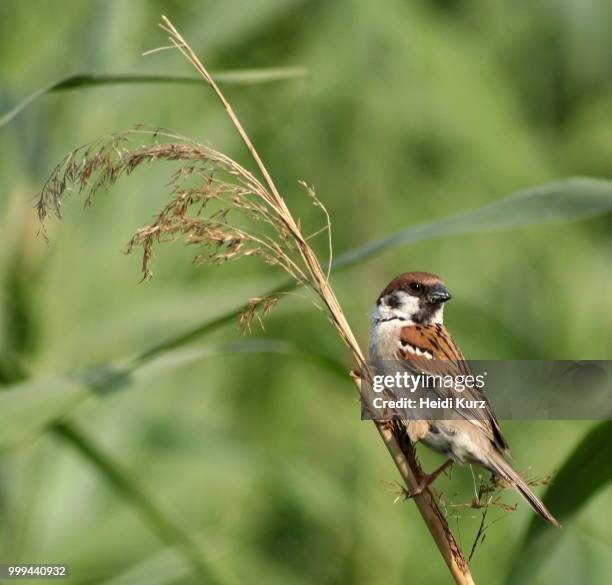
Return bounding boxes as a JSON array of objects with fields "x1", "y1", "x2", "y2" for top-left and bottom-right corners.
[{"x1": 486, "y1": 450, "x2": 561, "y2": 528}]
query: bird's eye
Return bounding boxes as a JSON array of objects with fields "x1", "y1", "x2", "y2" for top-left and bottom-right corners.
[{"x1": 409, "y1": 282, "x2": 423, "y2": 293}]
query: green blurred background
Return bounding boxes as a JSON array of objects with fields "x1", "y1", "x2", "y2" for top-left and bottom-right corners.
[{"x1": 1, "y1": 1, "x2": 612, "y2": 584}]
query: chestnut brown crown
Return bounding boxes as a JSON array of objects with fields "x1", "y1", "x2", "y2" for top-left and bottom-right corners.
[{"x1": 377, "y1": 271, "x2": 452, "y2": 306}]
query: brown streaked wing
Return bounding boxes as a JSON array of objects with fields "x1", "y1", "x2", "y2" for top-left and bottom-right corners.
[{"x1": 397, "y1": 324, "x2": 509, "y2": 452}]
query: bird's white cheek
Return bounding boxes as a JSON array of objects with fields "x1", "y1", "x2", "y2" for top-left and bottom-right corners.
[{"x1": 396, "y1": 292, "x2": 420, "y2": 316}]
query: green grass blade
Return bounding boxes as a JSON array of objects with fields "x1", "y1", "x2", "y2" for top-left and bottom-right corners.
[
  {"x1": 134, "y1": 177, "x2": 612, "y2": 364},
  {"x1": 0, "y1": 338, "x2": 227, "y2": 582},
  {"x1": 0, "y1": 340, "x2": 344, "y2": 449},
  {"x1": 332, "y1": 177, "x2": 612, "y2": 270},
  {"x1": 506, "y1": 421, "x2": 612, "y2": 585},
  {"x1": 0, "y1": 67, "x2": 307, "y2": 129},
  {"x1": 52, "y1": 421, "x2": 225, "y2": 585}
]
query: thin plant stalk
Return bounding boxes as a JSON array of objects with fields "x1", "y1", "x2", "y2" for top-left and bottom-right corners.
[{"x1": 160, "y1": 15, "x2": 475, "y2": 585}]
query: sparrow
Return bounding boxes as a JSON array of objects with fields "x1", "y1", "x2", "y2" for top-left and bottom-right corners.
[{"x1": 368, "y1": 271, "x2": 560, "y2": 527}]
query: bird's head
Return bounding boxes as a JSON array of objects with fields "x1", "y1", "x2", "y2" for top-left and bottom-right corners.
[{"x1": 373, "y1": 271, "x2": 452, "y2": 326}]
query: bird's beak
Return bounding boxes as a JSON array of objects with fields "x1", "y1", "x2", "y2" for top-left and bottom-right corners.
[{"x1": 428, "y1": 285, "x2": 452, "y2": 304}]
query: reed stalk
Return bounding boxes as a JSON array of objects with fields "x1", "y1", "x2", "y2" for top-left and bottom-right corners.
[{"x1": 160, "y1": 16, "x2": 475, "y2": 584}]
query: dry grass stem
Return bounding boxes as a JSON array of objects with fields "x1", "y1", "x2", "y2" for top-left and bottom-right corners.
[{"x1": 37, "y1": 15, "x2": 477, "y2": 585}]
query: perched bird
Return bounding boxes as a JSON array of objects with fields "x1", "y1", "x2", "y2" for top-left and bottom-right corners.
[{"x1": 368, "y1": 271, "x2": 560, "y2": 527}]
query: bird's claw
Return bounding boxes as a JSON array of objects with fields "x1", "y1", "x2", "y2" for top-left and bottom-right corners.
[
  {"x1": 402, "y1": 480, "x2": 428, "y2": 500},
  {"x1": 391, "y1": 481, "x2": 427, "y2": 503}
]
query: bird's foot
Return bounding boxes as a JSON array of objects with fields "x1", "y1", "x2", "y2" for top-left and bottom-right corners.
[{"x1": 400, "y1": 459, "x2": 454, "y2": 500}]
